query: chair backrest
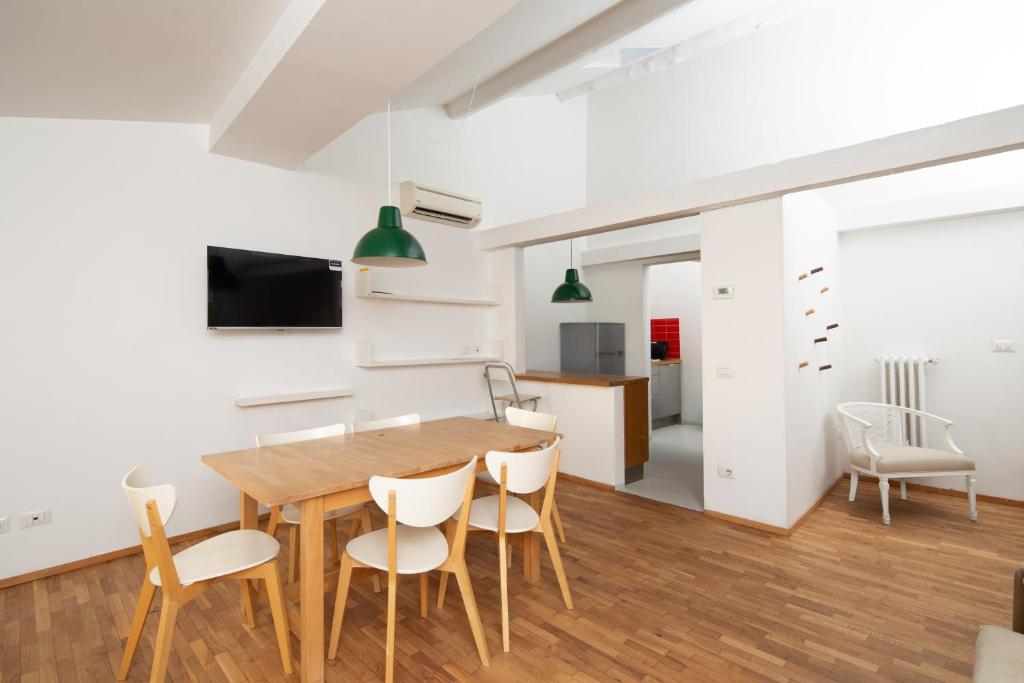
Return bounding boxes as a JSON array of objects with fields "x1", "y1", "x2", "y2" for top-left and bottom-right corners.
[
  {"x1": 353, "y1": 413, "x2": 421, "y2": 433},
  {"x1": 505, "y1": 406, "x2": 557, "y2": 433},
  {"x1": 485, "y1": 438, "x2": 560, "y2": 495},
  {"x1": 122, "y1": 464, "x2": 176, "y2": 538},
  {"x1": 256, "y1": 422, "x2": 347, "y2": 447},
  {"x1": 369, "y1": 457, "x2": 476, "y2": 527},
  {"x1": 836, "y1": 402, "x2": 905, "y2": 449}
]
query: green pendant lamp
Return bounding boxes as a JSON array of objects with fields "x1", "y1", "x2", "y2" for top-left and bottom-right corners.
[
  {"x1": 352, "y1": 102, "x2": 427, "y2": 268},
  {"x1": 551, "y1": 238, "x2": 593, "y2": 303}
]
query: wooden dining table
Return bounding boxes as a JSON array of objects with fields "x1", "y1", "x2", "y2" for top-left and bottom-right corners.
[{"x1": 202, "y1": 416, "x2": 558, "y2": 683}]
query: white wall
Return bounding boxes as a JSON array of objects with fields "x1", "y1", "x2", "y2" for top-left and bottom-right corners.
[
  {"x1": 586, "y1": 0, "x2": 1024, "y2": 203},
  {"x1": 700, "y1": 199, "x2": 789, "y2": 527},
  {"x1": 782, "y1": 192, "x2": 841, "y2": 525},
  {"x1": 523, "y1": 239, "x2": 587, "y2": 371},
  {"x1": 579, "y1": 260, "x2": 648, "y2": 378},
  {"x1": 648, "y1": 261, "x2": 702, "y2": 424},
  {"x1": 0, "y1": 96, "x2": 587, "y2": 580},
  {"x1": 839, "y1": 210, "x2": 1024, "y2": 500}
]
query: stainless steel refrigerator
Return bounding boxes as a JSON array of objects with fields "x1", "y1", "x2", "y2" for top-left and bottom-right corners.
[{"x1": 560, "y1": 322, "x2": 626, "y2": 374}]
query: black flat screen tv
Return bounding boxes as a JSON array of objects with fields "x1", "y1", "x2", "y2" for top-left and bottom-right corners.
[{"x1": 207, "y1": 246, "x2": 342, "y2": 329}]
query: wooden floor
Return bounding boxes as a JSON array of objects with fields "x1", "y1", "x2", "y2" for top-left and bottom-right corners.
[{"x1": 3, "y1": 480, "x2": 1022, "y2": 682}]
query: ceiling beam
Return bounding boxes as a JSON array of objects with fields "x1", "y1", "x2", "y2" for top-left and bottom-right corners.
[
  {"x1": 209, "y1": 0, "x2": 518, "y2": 169},
  {"x1": 443, "y1": 0, "x2": 692, "y2": 119},
  {"x1": 476, "y1": 104, "x2": 1024, "y2": 250}
]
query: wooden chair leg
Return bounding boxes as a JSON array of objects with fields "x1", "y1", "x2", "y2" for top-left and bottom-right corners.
[
  {"x1": 454, "y1": 560, "x2": 490, "y2": 667},
  {"x1": 150, "y1": 595, "x2": 180, "y2": 683},
  {"x1": 326, "y1": 519, "x2": 340, "y2": 564},
  {"x1": 385, "y1": 569, "x2": 398, "y2": 683},
  {"x1": 240, "y1": 578, "x2": 256, "y2": 628},
  {"x1": 541, "y1": 524, "x2": 573, "y2": 610},
  {"x1": 355, "y1": 508, "x2": 381, "y2": 593},
  {"x1": 288, "y1": 525, "x2": 300, "y2": 584},
  {"x1": 117, "y1": 575, "x2": 156, "y2": 680},
  {"x1": 879, "y1": 478, "x2": 891, "y2": 525},
  {"x1": 327, "y1": 553, "x2": 354, "y2": 660},
  {"x1": 848, "y1": 471, "x2": 859, "y2": 502},
  {"x1": 420, "y1": 573, "x2": 429, "y2": 618},
  {"x1": 436, "y1": 520, "x2": 457, "y2": 609},
  {"x1": 261, "y1": 562, "x2": 293, "y2": 674},
  {"x1": 551, "y1": 499, "x2": 567, "y2": 544},
  {"x1": 499, "y1": 534, "x2": 510, "y2": 652},
  {"x1": 266, "y1": 506, "x2": 281, "y2": 538}
]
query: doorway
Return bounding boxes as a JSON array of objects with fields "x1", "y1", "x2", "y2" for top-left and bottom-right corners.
[{"x1": 621, "y1": 259, "x2": 704, "y2": 510}]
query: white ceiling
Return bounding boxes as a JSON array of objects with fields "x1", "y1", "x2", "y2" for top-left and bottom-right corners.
[
  {"x1": 396, "y1": 0, "x2": 622, "y2": 109},
  {"x1": 0, "y1": 0, "x2": 288, "y2": 123}
]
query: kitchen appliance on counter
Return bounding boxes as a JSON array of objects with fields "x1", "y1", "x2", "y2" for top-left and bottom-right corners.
[
  {"x1": 651, "y1": 341, "x2": 669, "y2": 360},
  {"x1": 560, "y1": 322, "x2": 626, "y2": 374}
]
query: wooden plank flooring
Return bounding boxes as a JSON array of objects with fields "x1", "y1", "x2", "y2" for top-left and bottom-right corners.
[{"x1": 2, "y1": 480, "x2": 1022, "y2": 681}]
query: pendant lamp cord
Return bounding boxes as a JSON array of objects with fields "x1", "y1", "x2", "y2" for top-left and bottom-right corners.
[
  {"x1": 386, "y1": 100, "x2": 392, "y2": 205},
  {"x1": 569, "y1": 237, "x2": 573, "y2": 269}
]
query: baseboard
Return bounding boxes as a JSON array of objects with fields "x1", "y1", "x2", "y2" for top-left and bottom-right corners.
[
  {"x1": 842, "y1": 473, "x2": 1024, "y2": 509},
  {"x1": 704, "y1": 475, "x2": 845, "y2": 537},
  {"x1": 703, "y1": 509, "x2": 790, "y2": 535},
  {"x1": 557, "y1": 471, "x2": 616, "y2": 491},
  {"x1": 0, "y1": 512, "x2": 271, "y2": 591}
]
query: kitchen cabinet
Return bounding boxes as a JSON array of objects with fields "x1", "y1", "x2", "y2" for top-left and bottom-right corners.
[{"x1": 651, "y1": 360, "x2": 682, "y2": 421}]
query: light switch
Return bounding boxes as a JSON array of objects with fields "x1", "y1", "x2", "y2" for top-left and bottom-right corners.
[
  {"x1": 716, "y1": 366, "x2": 734, "y2": 378},
  {"x1": 992, "y1": 339, "x2": 1016, "y2": 353}
]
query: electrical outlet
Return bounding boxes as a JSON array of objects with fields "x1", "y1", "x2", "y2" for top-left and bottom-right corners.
[
  {"x1": 718, "y1": 465, "x2": 736, "y2": 479},
  {"x1": 0, "y1": 517, "x2": 9, "y2": 534},
  {"x1": 992, "y1": 339, "x2": 1016, "y2": 353},
  {"x1": 20, "y1": 509, "x2": 50, "y2": 529}
]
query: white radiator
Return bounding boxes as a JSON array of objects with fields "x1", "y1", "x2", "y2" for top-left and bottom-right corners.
[{"x1": 876, "y1": 355, "x2": 937, "y2": 447}]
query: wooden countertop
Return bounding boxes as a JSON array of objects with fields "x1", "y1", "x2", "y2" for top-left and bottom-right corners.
[
  {"x1": 517, "y1": 370, "x2": 650, "y2": 387},
  {"x1": 651, "y1": 359, "x2": 681, "y2": 366}
]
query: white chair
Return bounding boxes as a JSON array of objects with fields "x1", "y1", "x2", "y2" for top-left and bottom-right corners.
[
  {"x1": 477, "y1": 407, "x2": 567, "y2": 545},
  {"x1": 118, "y1": 465, "x2": 291, "y2": 681},
  {"x1": 837, "y1": 402, "x2": 977, "y2": 525},
  {"x1": 439, "y1": 438, "x2": 573, "y2": 653},
  {"x1": 257, "y1": 423, "x2": 376, "y2": 587},
  {"x1": 328, "y1": 457, "x2": 489, "y2": 682},
  {"x1": 352, "y1": 412, "x2": 421, "y2": 433}
]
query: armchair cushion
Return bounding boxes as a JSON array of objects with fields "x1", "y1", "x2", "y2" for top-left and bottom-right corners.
[
  {"x1": 974, "y1": 625, "x2": 1024, "y2": 682},
  {"x1": 851, "y1": 443, "x2": 975, "y2": 473}
]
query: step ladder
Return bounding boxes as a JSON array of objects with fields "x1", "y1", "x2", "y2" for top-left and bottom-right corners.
[{"x1": 484, "y1": 362, "x2": 540, "y2": 422}]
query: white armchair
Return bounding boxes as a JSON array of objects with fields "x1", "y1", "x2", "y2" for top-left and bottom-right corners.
[{"x1": 836, "y1": 402, "x2": 977, "y2": 525}]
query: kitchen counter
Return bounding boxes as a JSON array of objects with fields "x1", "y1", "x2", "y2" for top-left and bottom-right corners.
[
  {"x1": 517, "y1": 370, "x2": 649, "y2": 387},
  {"x1": 515, "y1": 371, "x2": 650, "y2": 485},
  {"x1": 651, "y1": 358, "x2": 681, "y2": 367}
]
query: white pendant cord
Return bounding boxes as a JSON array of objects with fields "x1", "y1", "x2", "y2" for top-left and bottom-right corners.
[
  {"x1": 386, "y1": 100, "x2": 392, "y2": 206},
  {"x1": 393, "y1": 63, "x2": 483, "y2": 145},
  {"x1": 569, "y1": 238, "x2": 573, "y2": 269}
]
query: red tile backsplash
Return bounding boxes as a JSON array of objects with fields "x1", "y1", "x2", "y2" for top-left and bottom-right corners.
[{"x1": 650, "y1": 317, "x2": 681, "y2": 359}]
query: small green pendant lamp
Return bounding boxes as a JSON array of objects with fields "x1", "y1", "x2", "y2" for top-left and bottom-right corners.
[
  {"x1": 551, "y1": 238, "x2": 593, "y2": 303},
  {"x1": 352, "y1": 102, "x2": 426, "y2": 268}
]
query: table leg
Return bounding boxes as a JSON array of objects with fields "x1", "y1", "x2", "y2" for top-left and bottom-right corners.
[
  {"x1": 240, "y1": 492, "x2": 258, "y2": 623},
  {"x1": 523, "y1": 491, "x2": 540, "y2": 583},
  {"x1": 300, "y1": 497, "x2": 325, "y2": 683}
]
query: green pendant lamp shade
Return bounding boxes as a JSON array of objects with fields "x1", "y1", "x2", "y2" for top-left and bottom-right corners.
[
  {"x1": 352, "y1": 101, "x2": 426, "y2": 268},
  {"x1": 351, "y1": 206, "x2": 426, "y2": 267},
  {"x1": 551, "y1": 267, "x2": 593, "y2": 303}
]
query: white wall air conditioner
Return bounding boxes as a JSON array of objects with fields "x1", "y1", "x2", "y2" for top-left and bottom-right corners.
[{"x1": 399, "y1": 181, "x2": 482, "y2": 228}]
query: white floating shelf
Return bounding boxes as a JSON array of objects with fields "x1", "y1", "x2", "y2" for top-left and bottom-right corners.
[
  {"x1": 234, "y1": 388, "x2": 353, "y2": 407},
  {"x1": 355, "y1": 268, "x2": 500, "y2": 306},
  {"x1": 355, "y1": 340, "x2": 503, "y2": 368}
]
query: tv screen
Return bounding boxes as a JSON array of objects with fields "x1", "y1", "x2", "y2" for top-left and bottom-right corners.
[{"x1": 207, "y1": 246, "x2": 342, "y2": 329}]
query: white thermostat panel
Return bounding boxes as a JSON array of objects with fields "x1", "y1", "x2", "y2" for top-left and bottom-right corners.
[{"x1": 713, "y1": 285, "x2": 735, "y2": 299}]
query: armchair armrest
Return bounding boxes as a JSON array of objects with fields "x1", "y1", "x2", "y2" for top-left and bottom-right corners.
[{"x1": 890, "y1": 405, "x2": 964, "y2": 454}]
